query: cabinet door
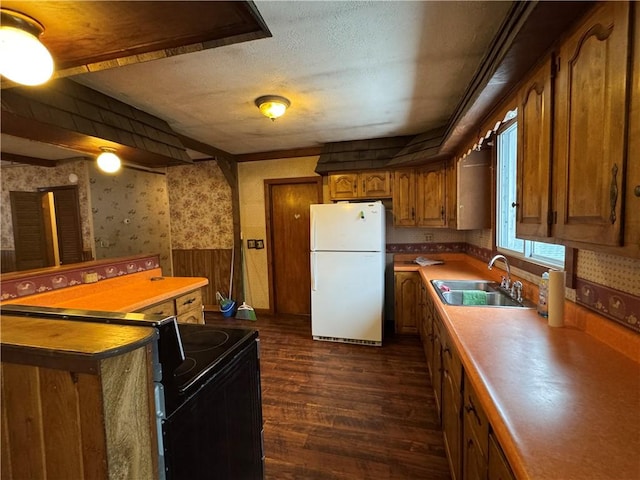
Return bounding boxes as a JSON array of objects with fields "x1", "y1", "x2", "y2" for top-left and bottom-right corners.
[
  {"x1": 393, "y1": 170, "x2": 417, "y2": 226},
  {"x1": 329, "y1": 173, "x2": 358, "y2": 199},
  {"x1": 394, "y1": 272, "x2": 419, "y2": 334},
  {"x1": 360, "y1": 171, "x2": 392, "y2": 198},
  {"x1": 517, "y1": 58, "x2": 553, "y2": 238},
  {"x1": 416, "y1": 164, "x2": 446, "y2": 227},
  {"x1": 445, "y1": 158, "x2": 457, "y2": 227},
  {"x1": 488, "y1": 433, "x2": 516, "y2": 480},
  {"x1": 554, "y1": 2, "x2": 630, "y2": 245},
  {"x1": 442, "y1": 341, "x2": 462, "y2": 480},
  {"x1": 624, "y1": 5, "x2": 640, "y2": 255},
  {"x1": 432, "y1": 316, "x2": 443, "y2": 417}
]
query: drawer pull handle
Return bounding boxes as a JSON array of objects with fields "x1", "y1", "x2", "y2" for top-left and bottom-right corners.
[
  {"x1": 465, "y1": 402, "x2": 482, "y2": 426},
  {"x1": 183, "y1": 298, "x2": 196, "y2": 306}
]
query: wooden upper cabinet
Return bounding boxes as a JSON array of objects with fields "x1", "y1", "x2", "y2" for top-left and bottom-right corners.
[
  {"x1": 392, "y1": 169, "x2": 416, "y2": 226},
  {"x1": 553, "y1": 1, "x2": 630, "y2": 246},
  {"x1": 625, "y1": 4, "x2": 640, "y2": 255},
  {"x1": 328, "y1": 171, "x2": 392, "y2": 200},
  {"x1": 517, "y1": 57, "x2": 553, "y2": 239},
  {"x1": 445, "y1": 159, "x2": 457, "y2": 227},
  {"x1": 456, "y1": 151, "x2": 491, "y2": 230},
  {"x1": 416, "y1": 163, "x2": 446, "y2": 227}
]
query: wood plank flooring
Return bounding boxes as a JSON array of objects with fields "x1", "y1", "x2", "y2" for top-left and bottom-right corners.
[{"x1": 205, "y1": 313, "x2": 452, "y2": 480}]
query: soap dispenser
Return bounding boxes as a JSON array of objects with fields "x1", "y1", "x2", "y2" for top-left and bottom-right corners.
[{"x1": 538, "y1": 271, "x2": 549, "y2": 318}]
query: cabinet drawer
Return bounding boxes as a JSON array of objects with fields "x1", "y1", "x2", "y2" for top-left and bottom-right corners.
[
  {"x1": 175, "y1": 289, "x2": 202, "y2": 315},
  {"x1": 463, "y1": 380, "x2": 489, "y2": 457},
  {"x1": 177, "y1": 307, "x2": 204, "y2": 324},
  {"x1": 138, "y1": 299, "x2": 176, "y2": 317}
]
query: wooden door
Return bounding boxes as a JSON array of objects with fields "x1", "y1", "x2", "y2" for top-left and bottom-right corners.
[
  {"x1": 42, "y1": 186, "x2": 84, "y2": 265},
  {"x1": 517, "y1": 57, "x2": 553, "y2": 239},
  {"x1": 554, "y1": 2, "x2": 630, "y2": 246},
  {"x1": 10, "y1": 191, "x2": 51, "y2": 271},
  {"x1": 266, "y1": 177, "x2": 322, "y2": 315},
  {"x1": 392, "y1": 170, "x2": 416, "y2": 226},
  {"x1": 417, "y1": 163, "x2": 446, "y2": 227}
]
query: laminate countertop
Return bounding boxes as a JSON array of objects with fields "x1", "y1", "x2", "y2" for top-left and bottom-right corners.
[
  {"x1": 1, "y1": 268, "x2": 208, "y2": 313},
  {"x1": 396, "y1": 258, "x2": 640, "y2": 479}
]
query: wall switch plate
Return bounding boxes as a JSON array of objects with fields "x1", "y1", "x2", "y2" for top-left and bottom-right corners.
[
  {"x1": 255, "y1": 239, "x2": 264, "y2": 249},
  {"x1": 247, "y1": 239, "x2": 256, "y2": 249}
]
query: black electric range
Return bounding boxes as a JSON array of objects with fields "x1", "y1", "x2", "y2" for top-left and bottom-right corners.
[{"x1": 172, "y1": 323, "x2": 258, "y2": 405}]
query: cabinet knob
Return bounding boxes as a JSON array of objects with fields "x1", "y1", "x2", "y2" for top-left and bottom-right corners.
[
  {"x1": 634, "y1": 185, "x2": 640, "y2": 197},
  {"x1": 511, "y1": 202, "x2": 520, "y2": 208}
]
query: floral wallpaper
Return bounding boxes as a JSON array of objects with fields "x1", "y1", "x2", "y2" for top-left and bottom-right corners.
[
  {"x1": 0, "y1": 160, "x2": 92, "y2": 251},
  {"x1": 167, "y1": 161, "x2": 233, "y2": 249},
  {"x1": 89, "y1": 162, "x2": 173, "y2": 274}
]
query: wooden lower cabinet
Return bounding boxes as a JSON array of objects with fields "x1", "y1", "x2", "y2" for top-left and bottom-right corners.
[
  {"x1": 442, "y1": 327, "x2": 463, "y2": 480},
  {"x1": 137, "y1": 288, "x2": 204, "y2": 324},
  {"x1": 420, "y1": 279, "x2": 516, "y2": 480},
  {"x1": 394, "y1": 271, "x2": 420, "y2": 334},
  {"x1": 488, "y1": 433, "x2": 516, "y2": 480}
]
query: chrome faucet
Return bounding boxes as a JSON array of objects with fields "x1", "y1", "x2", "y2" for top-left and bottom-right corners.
[{"x1": 488, "y1": 254, "x2": 511, "y2": 290}]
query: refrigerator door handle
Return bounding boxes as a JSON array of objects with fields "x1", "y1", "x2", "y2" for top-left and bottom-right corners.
[
  {"x1": 310, "y1": 211, "x2": 316, "y2": 251},
  {"x1": 311, "y1": 252, "x2": 317, "y2": 291}
]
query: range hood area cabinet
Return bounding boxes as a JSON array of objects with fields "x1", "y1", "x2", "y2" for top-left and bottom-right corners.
[
  {"x1": 516, "y1": 1, "x2": 639, "y2": 258},
  {"x1": 392, "y1": 155, "x2": 490, "y2": 230},
  {"x1": 328, "y1": 170, "x2": 392, "y2": 200}
]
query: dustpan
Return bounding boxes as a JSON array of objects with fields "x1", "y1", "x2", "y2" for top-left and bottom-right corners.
[{"x1": 235, "y1": 301, "x2": 256, "y2": 321}]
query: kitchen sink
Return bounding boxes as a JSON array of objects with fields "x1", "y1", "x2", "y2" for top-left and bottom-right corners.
[{"x1": 431, "y1": 280, "x2": 535, "y2": 308}]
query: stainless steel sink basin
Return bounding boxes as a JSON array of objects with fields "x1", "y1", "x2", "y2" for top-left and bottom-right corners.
[{"x1": 431, "y1": 280, "x2": 535, "y2": 308}]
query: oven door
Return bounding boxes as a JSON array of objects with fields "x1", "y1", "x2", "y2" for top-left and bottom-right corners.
[{"x1": 162, "y1": 337, "x2": 263, "y2": 480}]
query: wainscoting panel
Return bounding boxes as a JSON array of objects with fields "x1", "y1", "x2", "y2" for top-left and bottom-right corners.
[{"x1": 172, "y1": 249, "x2": 232, "y2": 309}]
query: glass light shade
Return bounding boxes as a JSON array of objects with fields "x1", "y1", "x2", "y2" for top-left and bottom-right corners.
[
  {"x1": 0, "y1": 26, "x2": 54, "y2": 85},
  {"x1": 255, "y1": 95, "x2": 290, "y2": 120},
  {"x1": 97, "y1": 151, "x2": 122, "y2": 173}
]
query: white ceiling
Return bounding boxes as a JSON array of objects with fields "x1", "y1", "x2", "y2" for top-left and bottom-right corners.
[{"x1": 2, "y1": 1, "x2": 513, "y2": 161}]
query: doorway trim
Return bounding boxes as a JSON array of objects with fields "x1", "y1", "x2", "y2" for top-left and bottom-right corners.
[{"x1": 264, "y1": 176, "x2": 323, "y2": 314}]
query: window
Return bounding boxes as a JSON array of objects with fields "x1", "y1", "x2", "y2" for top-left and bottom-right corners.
[{"x1": 496, "y1": 120, "x2": 565, "y2": 268}]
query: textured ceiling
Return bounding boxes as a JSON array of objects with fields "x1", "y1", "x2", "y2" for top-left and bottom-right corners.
[
  {"x1": 1, "y1": 1, "x2": 513, "y2": 163},
  {"x1": 74, "y1": 1, "x2": 512, "y2": 156}
]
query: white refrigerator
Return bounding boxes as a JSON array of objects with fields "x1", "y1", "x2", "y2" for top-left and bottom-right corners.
[{"x1": 310, "y1": 202, "x2": 385, "y2": 346}]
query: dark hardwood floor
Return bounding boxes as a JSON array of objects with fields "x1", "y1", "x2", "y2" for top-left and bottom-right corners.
[{"x1": 205, "y1": 312, "x2": 452, "y2": 480}]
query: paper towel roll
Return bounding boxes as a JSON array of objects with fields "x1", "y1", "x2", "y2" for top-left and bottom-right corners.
[{"x1": 548, "y1": 270, "x2": 566, "y2": 327}]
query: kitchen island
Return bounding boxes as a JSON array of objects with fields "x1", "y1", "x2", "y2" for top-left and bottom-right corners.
[
  {"x1": 1, "y1": 313, "x2": 159, "y2": 479},
  {"x1": 395, "y1": 254, "x2": 640, "y2": 479}
]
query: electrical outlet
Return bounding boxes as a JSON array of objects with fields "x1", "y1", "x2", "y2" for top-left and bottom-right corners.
[
  {"x1": 255, "y1": 239, "x2": 264, "y2": 249},
  {"x1": 425, "y1": 234, "x2": 433, "y2": 242},
  {"x1": 247, "y1": 239, "x2": 256, "y2": 249}
]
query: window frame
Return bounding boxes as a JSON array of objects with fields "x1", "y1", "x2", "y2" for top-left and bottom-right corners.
[{"x1": 490, "y1": 118, "x2": 576, "y2": 281}]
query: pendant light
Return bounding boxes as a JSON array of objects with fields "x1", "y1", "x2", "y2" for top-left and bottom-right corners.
[
  {"x1": 0, "y1": 9, "x2": 54, "y2": 86},
  {"x1": 255, "y1": 95, "x2": 291, "y2": 121}
]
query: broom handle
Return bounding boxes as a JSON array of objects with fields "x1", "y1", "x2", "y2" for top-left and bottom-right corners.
[{"x1": 229, "y1": 244, "x2": 234, "y2": 298}]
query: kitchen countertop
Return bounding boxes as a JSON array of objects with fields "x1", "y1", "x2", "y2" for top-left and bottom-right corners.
[
  {"x1": 1, "y1": 313, "x2": 156, "y2": 359},
  {"x1": 1, "y1": 268, "x2": 208, "y2": 313},
  {"x1": 396, "y1": 257, "x2": 640, "y2": 479}
]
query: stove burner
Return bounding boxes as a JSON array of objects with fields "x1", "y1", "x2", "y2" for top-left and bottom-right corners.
[
  {"x1": 174, "y1": 357, "x2": 196, "y2": 377},
  {"x1": 180, "y1": 329, "x2": 230, "y2": 353}
]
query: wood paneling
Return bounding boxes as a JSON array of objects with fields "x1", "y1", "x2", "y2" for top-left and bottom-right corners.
[
  {"x1": 172, "y1": 248, "x2": 232, "y2": 308},
  {"x1": 206, "y1": 312, "x2": 452, "y2": 479}
]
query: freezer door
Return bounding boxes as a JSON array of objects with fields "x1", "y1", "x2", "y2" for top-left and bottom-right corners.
[
  {"x1": 311, "y1": 251, "x2": 384, "y2": 344},
  {"x1": 310, "y1": 202, "x2": 384, "y2": 252}
]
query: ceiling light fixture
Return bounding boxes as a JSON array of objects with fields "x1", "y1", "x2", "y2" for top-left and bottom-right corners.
[
  {"x1": 96, "y1": 148, "x2": 122, "y2": 174},
  {"x1": 255, "y1": 95, "x2": 291, "y2": 121},
  {"x1": 0, "y1": 9, "x2": 54, "y2": 86}
]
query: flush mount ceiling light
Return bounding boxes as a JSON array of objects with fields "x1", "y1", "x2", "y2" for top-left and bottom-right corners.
[
  {"x1": 96, "y1": 148, "x2": 122, "y2": 174},
  {"x1": 0, "y1": 9, "x2": 54, "y2": 86},
  {"x1": 255, "y1": 95, "x2": 291, "y2": 121}
]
